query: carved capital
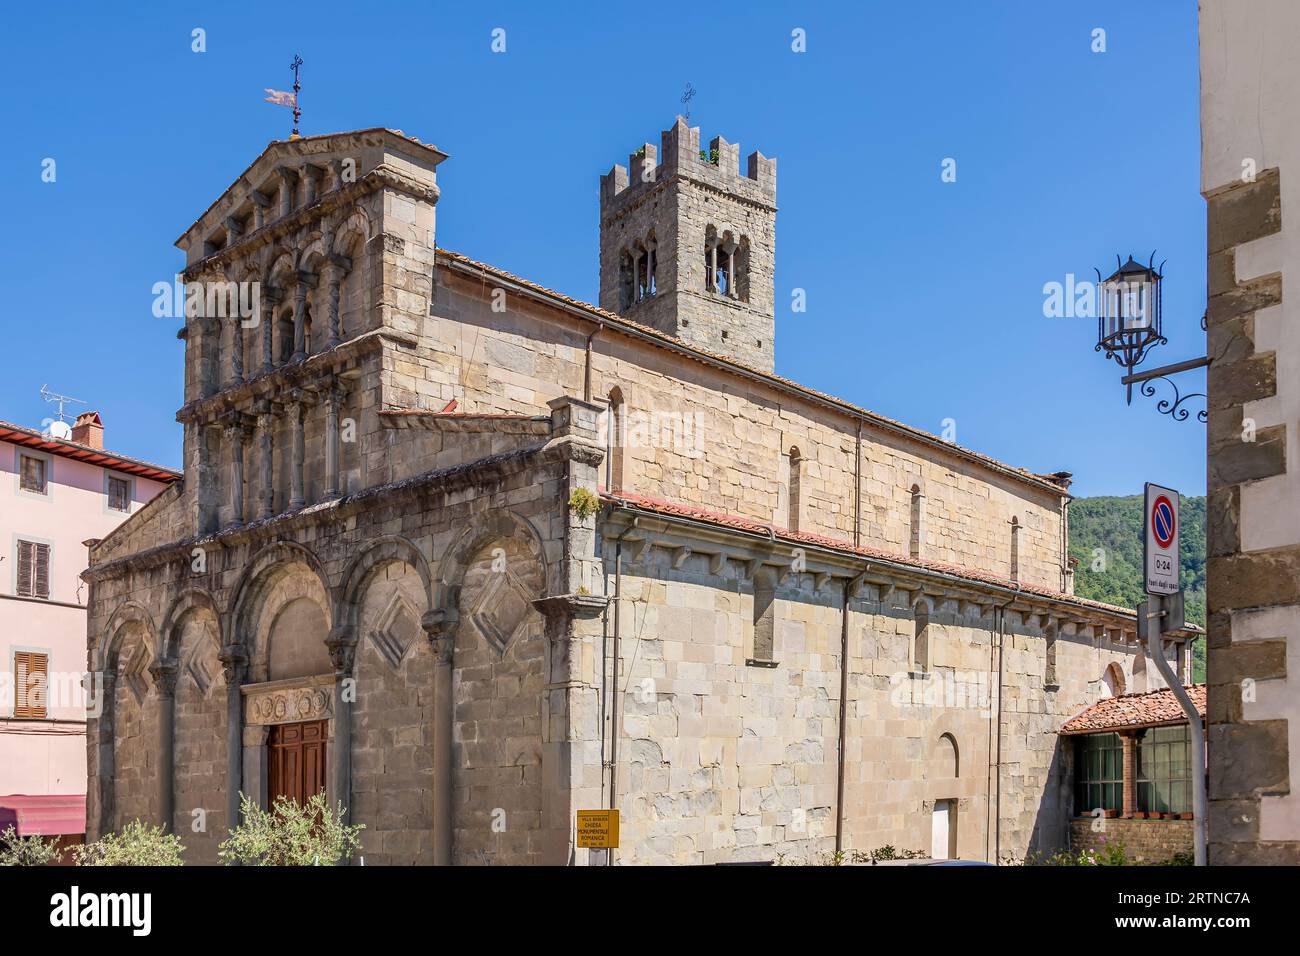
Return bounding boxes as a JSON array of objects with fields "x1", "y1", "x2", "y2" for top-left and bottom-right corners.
[
  {"x1": 421, "y1": 608, "x2": 458, "y2": 665},
  {"x1": 148, "y1": 658, "x2": 180, "y2": 699},
  {"x1": 217, "y1": 644, "x2": 248, "y2": 685},
  {"x1": 325, "y1": 625, "x2": 359, "y2": 676}
]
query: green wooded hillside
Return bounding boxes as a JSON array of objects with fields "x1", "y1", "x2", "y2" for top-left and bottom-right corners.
[{"x1": 1068, "y1": 494, "x2": 1206, "y2": 682}]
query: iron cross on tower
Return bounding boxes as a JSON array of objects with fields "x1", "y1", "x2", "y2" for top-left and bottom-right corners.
[{"x1": 290, "y1": 54, "x2": 304, "y2": 137}]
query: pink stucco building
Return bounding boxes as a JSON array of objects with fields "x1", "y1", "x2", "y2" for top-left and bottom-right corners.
[{"x1": 0, "y1": 412, "x2": 178, "y2": 844}]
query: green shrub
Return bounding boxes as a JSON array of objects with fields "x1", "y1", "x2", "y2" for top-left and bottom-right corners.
[
  {"x1": 219, "y1": 792, "x2": 364, "y2": 866},
  {"x1": 568, "y1": 487, "x2": 601, "y2": 520},
  {"x1": 75, "y1": 821, "x2": 185, "y2": 866},
  {"x1": 0, "y1": 825, "x2": 62, "y2": 866}
]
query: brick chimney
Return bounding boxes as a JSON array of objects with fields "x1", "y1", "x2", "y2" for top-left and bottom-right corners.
[{"x1": 72, "y1": 411, "x2": 104, "y2": 449}]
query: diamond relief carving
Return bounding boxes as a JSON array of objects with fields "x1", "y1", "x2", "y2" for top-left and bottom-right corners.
[
  {"x1": 369, "y1": 593, "x2": 421, "y2": 669},
  {"x1": 470, "y1": 569, "x2": 534, "y2": 656}
]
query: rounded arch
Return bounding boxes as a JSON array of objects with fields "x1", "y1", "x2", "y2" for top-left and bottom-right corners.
[
  {"x1": 98, "y1": 601, "x2": 158, "y2": 671},
  {"x1": 433, "y1": 510, "x2": 549, "y2": 614},
  {"x1": 938, "y1": 732, "x2": 960, "y2": 778},
  {"x1": 229, "y1": 540, "x2": 333, "y2": 648},
  {"x1": 1102, "y1": 661, "x2": 1126, "y2": 697},
  {"x1": 296, "y1": 233, "x2": 328, "y2": 272},
  {"x1": 159, "y1": 587, "x2": 224, "y2": 660},
  {"x1": 331, "y1": 207, "x2": 371, "y2": 259},
  {"x1": 265, "y1": 248, "x2": 297, "y2": 286},
  {"x1": 336, "y1": 535, "x2": 434, "y2": 636}
]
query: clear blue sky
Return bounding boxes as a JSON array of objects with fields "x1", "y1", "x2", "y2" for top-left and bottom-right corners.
[{"x1": 0, "y1": 0, "x2": 1204, "y2": 498}]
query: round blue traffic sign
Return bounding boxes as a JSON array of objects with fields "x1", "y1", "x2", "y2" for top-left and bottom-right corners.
[{"x1": 1152, "y1": 495, "x2": 1175, "y2": 549}]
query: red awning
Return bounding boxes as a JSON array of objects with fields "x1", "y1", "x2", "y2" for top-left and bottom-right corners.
[{"x1": 0, "y1": 795, "x2": 86, "y2": 836}]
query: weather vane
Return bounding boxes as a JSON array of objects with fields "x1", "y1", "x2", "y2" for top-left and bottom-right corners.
[
  {"x1": 290, "y1": 54, "x2": 304, "y2": 137},
  {"x1": 264, "y1": 54, "x2": 304, "y2": 138},
  {"x1": 681, "y1": 82, "x2": 696, "y2": 122}
]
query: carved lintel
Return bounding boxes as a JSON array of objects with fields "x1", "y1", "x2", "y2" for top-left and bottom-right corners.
[{"x1": 242, "y1": 675, "x2": 336, "y2": 726}]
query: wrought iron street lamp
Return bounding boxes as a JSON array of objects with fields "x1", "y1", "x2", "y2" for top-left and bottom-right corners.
[
  {"x1": 1094, "y1": 253, "x2": 1209, "y2": 422},
  {"x1": 1095, "y1": 254, "x2": 1166, "y2": 404}
]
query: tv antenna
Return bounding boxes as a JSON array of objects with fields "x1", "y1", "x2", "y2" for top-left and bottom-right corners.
[{"x1": 40, "y1": 384, "x2": 86, "y2": 423}]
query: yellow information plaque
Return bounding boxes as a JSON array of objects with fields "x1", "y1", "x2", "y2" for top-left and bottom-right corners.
[{"x1": 576, "y1": 809, "x2": 620, "y2": 849}]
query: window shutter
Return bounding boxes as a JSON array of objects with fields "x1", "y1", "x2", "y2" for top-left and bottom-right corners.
[
  {"x1": 34, "y1": 543, "x2": 50, "y2": 599},
  {"x1": 20, "y1": 455, "x2": 46, "y2": 493},
  {"x1": 16, "y1": 540, "x2": 34, "y2": 597},
  {"x1": 14, "y1": 652, "x2": 48, "y2": 718}
]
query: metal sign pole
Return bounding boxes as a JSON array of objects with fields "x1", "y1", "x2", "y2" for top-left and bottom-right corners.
[{"x1": 1142, "y1": 595, "x2": 1207, "y2": 866}]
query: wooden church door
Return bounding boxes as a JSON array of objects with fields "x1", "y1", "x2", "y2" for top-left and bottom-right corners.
[{"x1": 267, "y1": 719, "x2": 328, "y2": 806}]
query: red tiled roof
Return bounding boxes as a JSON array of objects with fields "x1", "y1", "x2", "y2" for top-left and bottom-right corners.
[
  {"x1": 604, "y1": 490, "x2": 1146, "y2": 619},
  {"x1": 0, "y1": 420, "x2": 181, "y2": 483},
  {"x1": 1061, "y1": 686, "x2": 1207, "y2": 735}
]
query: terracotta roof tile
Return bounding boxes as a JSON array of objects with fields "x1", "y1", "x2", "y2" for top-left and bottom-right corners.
[
  {"x1": 0, "y1": 419, "x2": 180, "y2": 483},
  {"x1": 1061, "y1": 686, "x2": 1206, "y2": 735},
  {"x1": 604, "y1": 490, "x2": 1143, "y2": 619}
]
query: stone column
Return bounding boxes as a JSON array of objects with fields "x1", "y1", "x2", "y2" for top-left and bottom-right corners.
[
  {"x1": 251, "y1": 190, "x2": 268, "y2": 231},
  {"x1": 288, "y1": 392, "x2": 305, "y2": 509},
  {"x1": 218, "y1": 645, "x2": 248, "y2": 832},
  {"x1": 324, "y1": 384, "x2": 344, "y2": 499},
  {"x1": 1122, "y1": 731, "x2": 1138, "y2": 818},
  {"x1": 229, "y1": 318, "x2": 244, "y2": 385},
  {"x1": 644, "y1": 240, "x2": 655, "y2": 295},
  {"x1": 277, "y1": 167, "x2": 294, "y2": 219},
  {"x1": 422, "y1": 609, "x2": 457, "y2": 866},
  {"x1": 89, "y1": 670, "x2": 116, "y2": 840},
  {"x1": 299, "y1": 163, "x2": 318, "y2": 205},
  {"x1": 325, "y1": 263, "x2": 343, "y2": 349},
  {"x1": 257, "y1": 404, "x2": 275, "y2": 518},
  {"x1": 225, "y1": 420, "x2": 246, "y2": 527},
  {"x1": 260, "y1": 289, "x2": 277, "y2": 374},
  {"x1": 708, "y1": 240, "x2": 718, "y2": 291},
  {"x1": 325, "y1": 627, "x2": 357, "y2": 837},
  {"x1": 148, "y1": 658, "x2": 179, "y2": 831},
  {"x1": 292, "y1": 279, "x2": 308, "y2": 361}
]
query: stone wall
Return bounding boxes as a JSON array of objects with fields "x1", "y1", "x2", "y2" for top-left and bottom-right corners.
[
  {"x1": 1201, "y1": 0, "x2": 1300, "y2": 866},
  {"x1": 406, "y1": 265, "x2": 1070, "y2": 593},
  {"x1": 603, "y1": 522, "x2": 1159, "y2": 865},
  {"x1": 1069, "y1": 818, "x2": 1193, "y2": 864}
]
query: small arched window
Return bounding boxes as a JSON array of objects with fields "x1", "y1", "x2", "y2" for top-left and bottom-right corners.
[
  {"x1": 787, "y1": 446, "x2": 802, "y2": 532},
  {"x1": 1009, "y1": 516, "x2": 1021, "y2": 582},
  {"x1": 909, "y1": 483, "x2": 925, "y2": 558},
  {"x1": 938, "y1": 732, "x2": 960, "y2": 778},
  {"x1": 605, "y1": 388, "x2": 625, "y2": 492},
  {"x1": 912, "y1": 599, "x2": 930, "y2": 673}
]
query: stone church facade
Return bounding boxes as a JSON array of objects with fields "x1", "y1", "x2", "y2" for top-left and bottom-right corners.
[{"x1": 85, "y1": 121, "x2": 1194, "y2": 865}]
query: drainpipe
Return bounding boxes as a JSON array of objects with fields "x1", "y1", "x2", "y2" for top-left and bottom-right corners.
[
  {"x1": 835, "y1": 566, "x2": 869, "y2": 854},
  {"x1": 606, "y1": 516, "x2": 637, "y2": 863},
  {"x1": 1144, "y1": 601, "x2": 1208, "y2": 865},
  {"x1": 988, "y1": 583, "x2": 1020, "y2": 864}
]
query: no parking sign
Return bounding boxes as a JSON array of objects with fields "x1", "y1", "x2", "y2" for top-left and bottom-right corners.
[{"x1": 1144, "y1": 482, "x2": 1180, "y2": 596}]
